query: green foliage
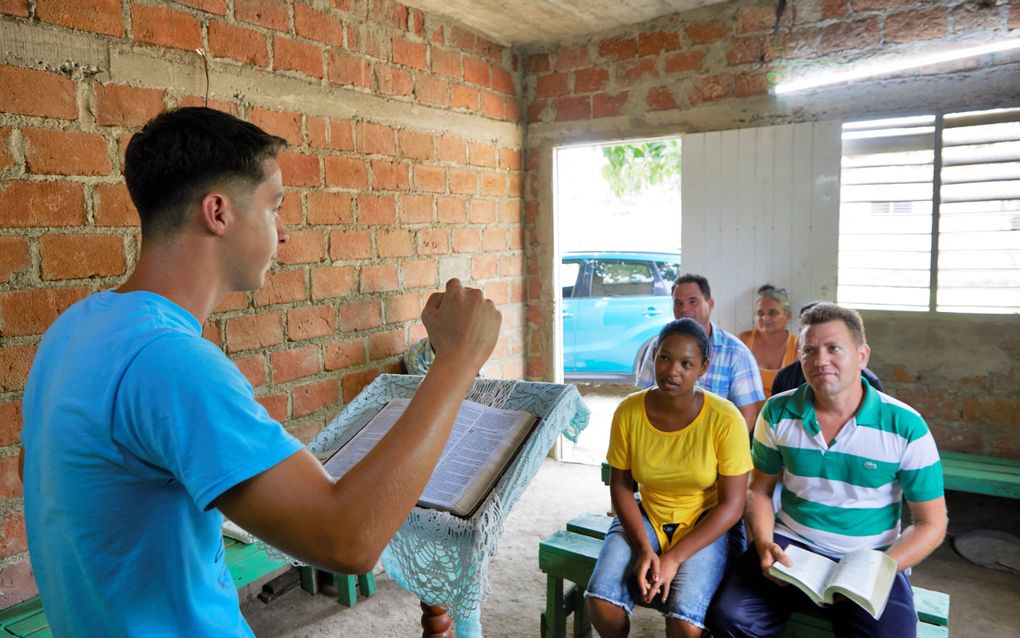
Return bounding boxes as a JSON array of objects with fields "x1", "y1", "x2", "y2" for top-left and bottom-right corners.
[{"x1": 601, "y1": 140, "x2": 682, "y2": 197}]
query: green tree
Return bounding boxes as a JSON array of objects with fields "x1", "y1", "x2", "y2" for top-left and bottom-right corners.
[{"x1": 601, "y1": 139, "x2": 682, "y2": 198}]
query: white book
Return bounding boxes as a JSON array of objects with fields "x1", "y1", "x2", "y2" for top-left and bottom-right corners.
[
  {"x1": 322, "y1": 397, "x2": 539, "y2": 518},
  {"x1": 769, "y1": 545, "x2": 898, "y2": 620}
]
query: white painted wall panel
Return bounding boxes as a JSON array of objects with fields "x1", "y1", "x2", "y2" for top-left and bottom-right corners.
[{"x1": 681, "y1": 121, "x2": 841, "y2": 335}]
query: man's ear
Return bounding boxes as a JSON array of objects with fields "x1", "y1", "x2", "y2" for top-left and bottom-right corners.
[
  {"x1": 707, "y1": 297, "x2": 715, "y2": 311},
  {"x1": 199, "y1": 192, "x2": 230, "y2": 237},
  {"x1": 858, "y1": 343, "x2": 871, "y2": 369}
]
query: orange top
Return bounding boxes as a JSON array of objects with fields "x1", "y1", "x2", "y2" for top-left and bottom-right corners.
[{"x1": 742, "y1": 330, "x2": 798, "y2": 399}]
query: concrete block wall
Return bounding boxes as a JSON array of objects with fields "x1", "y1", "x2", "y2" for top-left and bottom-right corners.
[
  {"x1": 0, "y1": 0, "x2": 525, "y2": 604},
  {"x1": 519, "y1": 0, "x2": 1020, "y2": 454}
]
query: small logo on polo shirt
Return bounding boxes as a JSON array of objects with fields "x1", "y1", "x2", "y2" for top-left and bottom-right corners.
[{"x1": 864, "y1": 461, "x2": 877, "y2": 469}]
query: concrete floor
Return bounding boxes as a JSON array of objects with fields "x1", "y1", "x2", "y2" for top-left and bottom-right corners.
[{"x1": 242, "y1": 386, "x2": 1020, "y2": 637}]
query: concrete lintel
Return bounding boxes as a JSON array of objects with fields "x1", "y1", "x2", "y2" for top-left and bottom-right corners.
[{"x1": 0, "y1": 20, "x2": 110, "y2": 78}]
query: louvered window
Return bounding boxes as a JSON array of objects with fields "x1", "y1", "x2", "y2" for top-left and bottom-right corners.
[{"x1": 837, "y1": 108, "x2": 1020, "y2": 314}]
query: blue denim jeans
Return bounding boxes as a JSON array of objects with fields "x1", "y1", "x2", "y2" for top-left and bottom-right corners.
[{"x1": 585, "y1": 511, "x2": 746, "y2": 628}]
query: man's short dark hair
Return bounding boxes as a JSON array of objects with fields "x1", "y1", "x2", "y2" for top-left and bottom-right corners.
[
  {"x1": 657, "y1": 318, "x2": 710, "y2": 363},
  {"x1": 671, "y1": 273, "x2": 711, "y2": 300},
  {"x1": 800, "y1": 302, "x2": 867, "y2": 346},
  {"x1": 124, "y1": 107, "x2": 287, "y2": 240}
]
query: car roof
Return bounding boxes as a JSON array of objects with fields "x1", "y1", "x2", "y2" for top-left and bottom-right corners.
[{"x1": 563, "y1": 250, "x2": 681, "y2": 262}]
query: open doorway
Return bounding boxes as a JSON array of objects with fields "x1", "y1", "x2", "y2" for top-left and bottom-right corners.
[{"x1": 554, "y1": 138, "x2": 682, "y2": 464}]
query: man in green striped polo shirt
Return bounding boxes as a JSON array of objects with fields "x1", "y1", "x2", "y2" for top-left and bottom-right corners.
[{"x1": 708, "y1": 303, "x2": 947, "y2": 638}]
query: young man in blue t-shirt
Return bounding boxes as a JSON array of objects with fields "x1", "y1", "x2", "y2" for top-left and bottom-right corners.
[{"x1": 19, "y1": 107, "x2": 502, "y2": 636}]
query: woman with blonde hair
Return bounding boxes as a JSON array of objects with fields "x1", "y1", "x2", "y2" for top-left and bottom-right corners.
[{"x1": 738, "y1": 285, "x2": 797, "y2": 400}]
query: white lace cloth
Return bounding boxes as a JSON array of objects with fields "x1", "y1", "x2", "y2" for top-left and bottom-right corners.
[{"x1": 261, "y1": 374, "x2": 590, "y2": 637}]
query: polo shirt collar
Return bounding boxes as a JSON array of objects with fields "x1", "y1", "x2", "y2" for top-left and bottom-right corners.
[{"x1": 784, "y1": 375, "x2": 879, "y2": 435}]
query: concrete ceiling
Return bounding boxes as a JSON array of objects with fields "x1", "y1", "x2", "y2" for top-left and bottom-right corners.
[{"x1": 401, "y1": 0, "x2": 735, "y2": 47}]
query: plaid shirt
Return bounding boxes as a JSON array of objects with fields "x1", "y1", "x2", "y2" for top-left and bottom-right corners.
[{"x1": 637, "y1": 322, "x2": 765, "y2": 408}]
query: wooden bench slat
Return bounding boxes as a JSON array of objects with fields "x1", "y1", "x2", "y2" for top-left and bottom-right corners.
[
  {"x1": 565, "y1": 513, "x2": 612, "y2": 539},
  {"x1": 0, "y1": 599, "x2": 45, "y2": 629}
]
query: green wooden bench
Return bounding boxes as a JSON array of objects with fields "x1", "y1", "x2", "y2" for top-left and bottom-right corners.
[
  {"x1": 0, "y1": 537, "x2": 375, "y2": 636},
  {"x1": 539, "y1": 514, "x2": 950, "y2": 638},
  {"x1": 298, "y1": 566, "x2": 377, "y2": 607}
]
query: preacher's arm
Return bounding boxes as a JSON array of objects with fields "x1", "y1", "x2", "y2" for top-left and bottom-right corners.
[
  {"x1": 746, "y1": 468, "x2": 792, "y2": 573},
  {"x1": 886, "y1": 497, "x2": 947, "y2": 572},
  {"x1": 215, "y1": 279, "x2": 501, "y2": 574}
]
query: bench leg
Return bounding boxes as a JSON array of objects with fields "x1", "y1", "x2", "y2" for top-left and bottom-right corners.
[
  {"x1": 357, "y1": 572, "x2": 376, "y2": 597},
  {"x1": 544, "y1": 574, "x2": 569, "y2": 638},
  {"x1": 572, "y1": 586, "x2": 591, "y2": 637},
  {"x1": 336, "y1": 573, "x2": 358, "y2": 607},
  {"x1": 298, "y1": 566, "x2": 318, "y2": 595}
]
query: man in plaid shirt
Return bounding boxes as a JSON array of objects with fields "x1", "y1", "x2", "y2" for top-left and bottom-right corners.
[{"x1": 637, "y1": 274, "x2": 764, "y2": 431}]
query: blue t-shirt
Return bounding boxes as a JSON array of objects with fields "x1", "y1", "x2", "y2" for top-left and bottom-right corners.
[{"x1": 21, "y1": 290, "x2": 303, "y2": 637}]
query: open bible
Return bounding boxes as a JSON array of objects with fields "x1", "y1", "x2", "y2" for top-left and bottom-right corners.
[
  {"x1": 322, "y1": 397, "x2": 539, "y2": 518},
  {"x1": 769, "y1": 545, "x2": 898, "y2": 620}
]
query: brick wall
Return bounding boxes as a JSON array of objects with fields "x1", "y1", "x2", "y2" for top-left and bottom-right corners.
[
  {"x1": 0, "y1": 0, "x2": 524, "y2": 605},
  {"x1": 519, "y1": 0, "x2": 1020, "y2": 452}
]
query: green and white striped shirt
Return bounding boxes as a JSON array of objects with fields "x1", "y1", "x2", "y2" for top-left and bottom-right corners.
[{"x1": 752, "y1": 379, "x2": 943, "y2": 557}]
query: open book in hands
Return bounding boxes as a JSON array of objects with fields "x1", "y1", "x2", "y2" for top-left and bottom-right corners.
[
  {"x1": 768, "y1": 545, "x2": 898, "y2": 620},
  {"x1": 322, "y1": 397, "x2": 539, "y2": 518}
]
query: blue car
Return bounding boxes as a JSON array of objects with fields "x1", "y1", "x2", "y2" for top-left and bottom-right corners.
[{"x1": 562, "y1": 251, "x2": 682, "y2": 382}]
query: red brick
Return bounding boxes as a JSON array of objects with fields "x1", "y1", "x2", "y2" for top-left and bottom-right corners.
[
  {"x1": 253, "y1": 269, "x2": 306, "y2": 306},
  {"x1": 451, "y1": 83, "x2": 479, "y2": 110},
  {"x1": 375, "y1": 228, "x2": 413, "y2": 258},
  {"x1": 287, "y1": 305, "x2": 335, "y2": 341},
  {"x1": 727, "y1": 36, "x2": 771, "y2": 66},
  {"x1": 619, "y1": 57, "x2": 659, "y2": 84},
  {"x1": 416, "y1": 228, "x2": 448, "y2": 256},
  {"x1": 324, "y1": 156, "x2": 369, "y2": 189},
  {"x1": 374, "y1": 63, "x2": 413, "y2": 97},
  {"x1": 449, "y1": 168, "x2": 477, "y2": 194},
  {"x1": 0, "y1": 181, "x2": 85, "y2": 227},
  {"x1": 359, "y1": 27, "x2": 390, "y2": 60},
  {"x1": 295, "y1": 2, "x2": 343, "y2": 45},
  {"x1": 689, "y1": 74, "x2": 734, "y2": 105},
  {"x1": 361, "y1": 263, "x2": 398, "y2": 293},
  {"x1": 597, "y1": 36, "x2": 638, "y2": 61},
  {"x1": 436, "y1": 197, "x2": 467, "y2": 223},
  {"x1": 431, "y1": 48, "x2": 462, "y2": 77},
  {"x1": 174, "y1": 0, "x2": 226, "y2": 14},
  {"x1": 305, "y1": 192, "x2": 350, "y2": 225},
  {"x1": 384, "y1": 292, "x2": 421, "y2": 324},
  {"x1": 402, "y1": 259, "x2": 437, "y2": 289},
  {"x1": 852, "y1": 0, "x2": 905, "y2": 10},
  {"x1": 412, "y1": 165, "x2": 446, "y2": 193},
  {"x1": 0, "y1": 127, "x2": 11, "y2": 171},
  {"x1": 0, "y1": 400, "x2": 22, "y2": 447},
  {"x1": 646, "y1": 86, "x2": 678, "y2": 111},
  {"x1": 212, "y1": 291, "x2": 249, "y2": 313},
  {"x1": 452, "y1": 227, "x2": 482, "y2": 253},
  {"x1": 249, "y1": 108, "x2": 301, "y2": 142},
  {"x1": 475, "y1": 36, "x2": 503, "y2": 63},
  {"x1": 0, "y1": 237, "x2": 29, "y2": 284},
  {"x1": 36, "y1": 0, "x2": 124, "y2": 35},
  {"x1": 131, "y1": 3, "x2": 202, "y2": 51},
  {"x1": 293, "y1": 379, "x2": 338, "y2": 417},
  {"x1": 498, "y1": 147, "x2": 521, "y2": 171},
  {"x1": 398, "y1": 130, "x2": 434, "y2": 161},
  {"x1": 410, "y1": 8, "x2": 425, "y2": 36},
  {"x1": 235, "y1": 0, "x2": 288, "y2": 30},
  {"x1": 554, "y1": 96, "x2": 591, "y2": 122},
  {"x1": 274, "y1": 35, "x2": 325, "y2": 78},
  {"x1": 327, "y1": 51, "x2": 370, "y2": 88},
  {"x1": 821, "y1": 0, "x2": 847, "y2": 20},
  {"x1": 357, "y1": 122, "x2": 397, "y2": 155},
  {"x1": 40, "y1": 233, "x2": 125, "y2": 280},
  {"x1": 469, "y1": 142, "x2": 497, "y2": 168},
  {"x1": 400, "y1": 194, "x2": 433, "y2": 223},
  {"x1": 307, "y1": 117, "x2": 354, "y2": 151},
  {"x1": 480, "y1": 91, "x2": 505, "y2": 120},
  {"x1": 592, "y1": 91, "x2": 629, "y2": 118},
  {"x1": 0, "y1": 511, "x2": 26, "y2": 559},
  {"x1": 329, "y1": 230, "x2": 372, "y2": 261},
  {"x1": 885, "y1": 8, "x2": 948, "y2": 43},
  {"x1": 278, "y1": 151, "x2": 319, "y2": 187},
  {"x1": 963, "y1": 396, "x2": 1020, "y2": 428},
  {"x1": 950, "y1": 2, "x2": 999, "y2": 33},
  {"x1": 492, "y1": 67, "x2": 515, "y2": 95},
  {"x1": 23, "y1": 129, "x2": 109, "y2": 176},
  {"x1": 0, "y1": 66, "x2": 77, "y2": 120},
  {"x1": 665, "y1": 50, "x2": 705, "y2": 74},
  {"x1": 685, "y1": 20, "x2": 729, "y2": 44},
  {"x1": 526, "y1": 53, "x2": 550, "y2": 73},
  {"x1": 279, "y1": 195, "x2": 302, "y2": 225},
  {"x1": 535, "y1": 72, "x2": 568, "y2": 98},
  {"x1": 209, "y1": 21, "x2": 269, "y2": 67},
  {"x1": 371, "y1": 0, "x2": 407, "y2": 29},
  {"x1": 324, "y1": 337, "x2": 366, "y2": 370},
  {"x1": 94, "y1": 84, "x2": 165, "y2": 127},
  {"x1": 368, "y1": 328, "x2": 404, "y2": 361},
  {"x1": 737, "y1": 5, "x2": 776, "y2": 33},
  {"x1": 342, "y1": 368, "x2": 381, "y2": 403},
  {"x1": 820, "y1": 17, "x2": 880, "y2": 53},
  {"x1": 276, "y1": 229, "x2": 325, "y2": 264},
  {"x1": 555, "y1": 44, "x2": 590, "y2": 71},
  {"x1": 638, "y1": 31, "x2": 681, "y2": 56},
  {"x1": 480, "y1": 171, "x2": 504, "y2": 196},
  {"x1": 312, "y1": 264, "x2": 357, "y2": 299},
  {"x1": 470, "y1": 199, "x2": 498, "y2": 224},
  {"x1": 232, "y1": 354, "x2": 266, "y2": 388},
  {"x1": 1010, "y1": 3, "x2": 1020, "y2": 29},
  {"x1": 573, "y1": 68, "x2": 609, "y2": 93},
  {"x1": 414, "y1": 75, "x2": 450, "y2": 107},
  {"x1": 483, "y1": 280, "x2": 511, "y2": 306},
  {"x1": 225, "y1": 311, "x2": 284, "y2": 352},
  {"x1": 338, "y1": 298, "x2": 382, "y2": 331},
  {"x1": 358, "y1": 194, "x2": 396, "y2": 224},
  {"x1": 256, "y1": 393, "x2": 287, "y2": 422},
  {"x1": 392, "y1": 36, "x2": 427, "y2": 71},
  {"x1": 735, "y1": 71, "x2": 770, "y2": 98},
  {"x1": 0, "y1": 287, "x2": 89, "y2": 336},
  {"x1": 450, "y1": 25, "x2": 476, "y2": 52},
  {"x1": 0, "y1": 0, "x2": 28, "y2": 17},
  {"x1": 464, "y1": 57, "x2": 491, "y2": 86},
  {"x1": 437, "y1": 135, "x2": 467, "y2": 163},
  {"x1": 0, "y1": 343, "x2": 35, "y2": 392},
  {"x1": 499, "y1": 199, "x2": 523, "y2": 224},
  {"x1": 272, "y1": 345, "x2": 321, "y2": 383},
  {"x1": 472, "y1": 254, "x2": 499, "y2": 280}
]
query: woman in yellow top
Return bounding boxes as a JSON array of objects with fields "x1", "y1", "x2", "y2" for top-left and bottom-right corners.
[
  {"x1": 586, "y1": 318, "x2": 752, "y2": 638},
  {"x1": 738, "y1": 284, "x2": 798, "y2": 399}
]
